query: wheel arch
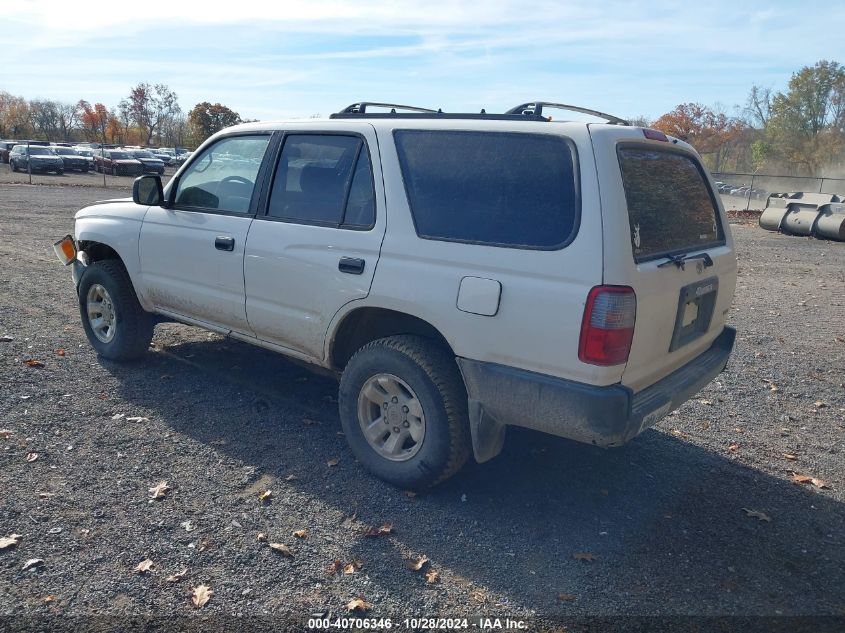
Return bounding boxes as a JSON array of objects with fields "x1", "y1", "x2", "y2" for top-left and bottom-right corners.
[{"x1": 328, "y1": 306, "x2": 455, "y2": 371}]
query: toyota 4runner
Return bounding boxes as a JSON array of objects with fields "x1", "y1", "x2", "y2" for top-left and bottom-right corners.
[{"x1": 54, "y1": 101, "x2": 737, "y2": 489}]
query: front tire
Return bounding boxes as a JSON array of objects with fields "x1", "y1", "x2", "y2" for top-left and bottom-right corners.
[
  {"x1": 338, "y1": 335, "x2": 471, "y2": 490},
  {"x1": 78, "y1": 260, "x2": 154, "y2": 360}
]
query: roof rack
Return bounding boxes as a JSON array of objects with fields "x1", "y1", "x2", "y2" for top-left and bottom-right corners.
[
  {"x1": 505, "y1": 102, "x2": 630, "y2": 125},
  {"x1": 333, "y1": 102, "x2": 439, "y2": 116},
  {"x1": 330, "y1": 102, "x2": 548, "y2": 121}
]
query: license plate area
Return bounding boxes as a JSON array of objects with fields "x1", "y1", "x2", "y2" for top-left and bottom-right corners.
[{"x1": 669, "y1": 277, "x2": 718, "y2": 352}]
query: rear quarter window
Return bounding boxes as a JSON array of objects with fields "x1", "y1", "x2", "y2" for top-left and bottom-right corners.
[
  {"x1": 394, "y1": 130, "x2": 579, "y2": 249},
  {"x1": 618, "y1": 146, "x2": 724, "y2": 261}
]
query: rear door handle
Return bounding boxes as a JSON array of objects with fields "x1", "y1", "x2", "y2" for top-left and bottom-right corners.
[
  {"x1": 215, "y1": 236, "x2": 235, "y2": 251},
  {"x1": 338, "y1": 257, "x2": 365, "y2": 275}
]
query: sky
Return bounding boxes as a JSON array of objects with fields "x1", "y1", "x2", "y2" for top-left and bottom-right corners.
[{"x1": 1, "y1": 0, "x2": 844, "y2": 122}]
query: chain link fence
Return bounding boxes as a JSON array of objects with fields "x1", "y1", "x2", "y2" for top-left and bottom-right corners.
[{"x1": 713, "y1": 171, "x2": 845, "y2": 211}]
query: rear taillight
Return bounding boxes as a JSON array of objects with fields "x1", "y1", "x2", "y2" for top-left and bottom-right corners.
[{"x1": 579, "y1": 286, "x2": 636, "y2": 366}]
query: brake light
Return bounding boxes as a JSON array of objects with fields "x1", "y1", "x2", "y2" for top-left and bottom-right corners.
[
  {"x1": 579, "y1": 286, "x2": 636, "y2": 366},
  {"x1": 643, "y1": 128, "x2": 668, "y2": 142}
]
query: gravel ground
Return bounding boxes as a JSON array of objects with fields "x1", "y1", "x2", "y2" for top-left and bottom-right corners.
[{"x1": 1, "y1": 183, "x2": 844, "y2": 632}]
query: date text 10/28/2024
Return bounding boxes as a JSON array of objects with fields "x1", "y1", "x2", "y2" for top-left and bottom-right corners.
[{"x1": 307, "y1": 617, "x2": 528, "y2": 630}]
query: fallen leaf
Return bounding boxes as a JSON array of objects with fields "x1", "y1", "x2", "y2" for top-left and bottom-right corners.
[
  {"x1": 813, "y1": 401, "x2": 827, "y2": 408},
  {"x1": 55, "y1": 349, "x2": 66, "y2": 357},
  {"x1": 728, "y1": 443, "x2": 739, "y2": 452},
  {"x1": 364, "y1": 523, "x2": 394, "y2": 537},
  {"x1": 22, "y1": 558, "x2": 44, "y2": 571},
  {"x1": 347, "y1": 597, "x2": 372, "y2": 613},
  {"x1": 284, "y1": 474, "x2": 298, "y2": 482},
  {"x1": 742, "y1": 508, "x2": 771, "y2": 522},
  {"x1": 191, "y1": 584, "x2": 213, "y2": 608},
  {"x1": 166, "y1": 568, "x2": 188, "y2": 583},
  {"x1": 770, "y1": 385, "x2": 779, "y2": 393},
  {"x1": 326, "y1": 559, "x2": 343, "y2": 575},
  {"x1": 782, "y1": 453, "x2": 798, "y2": 461},
  {"x1": 293, "y1": 529, "x2": 308, "y2": 539},
  {"x1": 404, "y1": 490, "x2": 417, "y2": 498},
  {"x1": 573, "y1": 552, "x2": 597, "y2": 562},
  {"x1": 0, "y1": 534, "x2": 22, "y2": 550},
  {"x1": 699, "y1": 399, "x2": 713, "y2": 406},
  {"x1": 425, "y1": 569, "x2": 440, "y2": 584},
  {"x1": 405, "y1": 555, "x2": 429, "y2": 571},
  {"x1": 302, "y1": 418, "x2": 319, "y2": 426},
  {"x1": 327, "y1": 458, "x2": 340, "y2": 467},
  {"x1": 135, "y1": 559, "x2": 154, "y2": 574},
  {"x1": 557, "y1": 593, "x2": 577, "y2": 602},
  {"x1": 43, "y1": 595, "x2": 55, "y2": 603},
  {"x1": 0, "y1": 429, "x2": 12, "y2": 439},
  {"x1": 26, "y1": 453, "x2": 38, "y2": 463},
  {"x1": 38, "y1": 492, "x2": 54, "y2": 499},
  {"x1": 791, "y1": 473, "x2": 813, "y2": 484},
  {"x1": 343, "y1": 559, "x2": 365, "y2": 575},
  {"x1": 198, "y1": 538, "x2": 213, "y2": 552},
  {"x1": 24, "y1": 359, "x2": 45, "y2": 368},
  {"x1": 256, "y1": 533, "x2": 267, "y2": 542},
  {"x1": 148, "y1": 481, "x2": 171, "y2": 500},
  {"x1": 258, "y1": 490, "x2": 273, "y2": 502},
  {"x1": 269, "y1": 543, "x2": 294, "y2": 557}
]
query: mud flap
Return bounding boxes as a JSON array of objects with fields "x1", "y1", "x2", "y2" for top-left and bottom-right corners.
[{"x1": 467, "y1": 399, "x2": 506, "y2": 463}]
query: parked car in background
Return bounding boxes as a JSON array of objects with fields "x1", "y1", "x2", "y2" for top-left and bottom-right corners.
[
  {"x1": 51, "y1": 146, "x2": 90, "y2": 172},
  {"x1": 93, "y1": 150, "x2": 143, "y2": 176},
  {"x1": 73, "y1": 147, "x2": 97, "y2": 171},
  {"x1": 0, "y1": 141, "x2": 17, "y2": 164},
  {"x1": 148, "y1": 149, "x2": 173, "y2": 165},
  {"x1": 126, "y1": 149, "x2": 165, "y2": 175},
  {"x1": 9, "y1": 144, "x2": 65, "y2": 174}
]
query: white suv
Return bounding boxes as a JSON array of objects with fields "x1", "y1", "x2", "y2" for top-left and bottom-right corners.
[{"x1": 54, "y1": 101, "x2": 737, "y2": 489}]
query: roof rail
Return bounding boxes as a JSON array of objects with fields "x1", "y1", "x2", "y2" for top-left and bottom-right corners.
[
  {"x1": 505, "y1": 102, "x2": 630, "y2": 125},
  {"x1": 333, "y1": 102, "x2": 439, "y2": 116}
]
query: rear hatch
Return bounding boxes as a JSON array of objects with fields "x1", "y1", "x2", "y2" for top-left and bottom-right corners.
[{"x1": 588, "y1": 125, "x2": 736, "y2": 392}]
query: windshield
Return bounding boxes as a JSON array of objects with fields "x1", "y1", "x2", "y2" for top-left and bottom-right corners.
[
  {"x1": 133, "y1": 151, "x2": 155, "y2": 159},
  {"x1": 109, "y1": 151, "x2": 131, "y2": 160},
  {"x1": 53, "y1": 148, "x2": 78, "y2": 155},
  {"x1": 27, "y1": 146, "x2": 55, "y2": 155}
]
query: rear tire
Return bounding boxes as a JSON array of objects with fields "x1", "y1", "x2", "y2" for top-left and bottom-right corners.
[
  {"x1": 78, "y1": 260, "x2": 154, "y2": 361},
  {"x1": 338, "y1": 335, "x2": 471, "y2": 490}
]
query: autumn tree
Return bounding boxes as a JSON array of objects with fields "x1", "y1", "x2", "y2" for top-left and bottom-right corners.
[
  {"x1": 0, "y1": 91, "x2": 31, "y2": 138},
  {"x1": 121, "y1": 83, "x2": 181, "y2": 145},
  {"x1": 765, "y1": 60, "x2": 845, "y2": 174},
  {"x1": 79, "y1": 101, "x2": 110, "y2": 143},
  {"x1": 652, "y1": 103, "x2": 745, "y2": 171},
  {"x1": 188, "y1": 102, "x2": 242, "y2": 144}
]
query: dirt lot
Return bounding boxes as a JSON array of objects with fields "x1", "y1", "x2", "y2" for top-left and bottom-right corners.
[{"x1": 1, "y1": 183, "x2": 844, "y2": 631}]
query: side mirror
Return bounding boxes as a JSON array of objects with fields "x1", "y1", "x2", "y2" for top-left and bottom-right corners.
[{"x1": 133, "y1": 175, "x2": 163, "y2": 206}]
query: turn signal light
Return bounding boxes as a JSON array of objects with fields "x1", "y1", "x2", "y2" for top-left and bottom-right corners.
[
  {"x1": 53, "y1": 235, "x2": 77, "y2": 266},
  {"x1": 579, "y1": 286, "x2": 636, "y2": 366}
]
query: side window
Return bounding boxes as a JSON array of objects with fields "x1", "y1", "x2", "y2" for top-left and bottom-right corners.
[
  {"x1": 174, "y1": 135, "x2": 271, "y2": 213},
  {"x1": 267, "y1": 134, "x2": 375, "y2": 228}
]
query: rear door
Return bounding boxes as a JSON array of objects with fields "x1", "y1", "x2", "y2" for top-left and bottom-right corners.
[
  {"x1": 243, "y1": 122, "x2": 386, "y2": 361},
  {"x1": 589, "y1": 126, "x2": 736, "y2": 392}
]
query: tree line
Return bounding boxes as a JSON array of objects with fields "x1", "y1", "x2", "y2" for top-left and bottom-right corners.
[
  {"x1": 0, "y1": 83, "x2": 244, "y2": 149},
  {"x1": 2, "y1": 60, "x2": 843, "y2": 174},
  {"x1": 648, "y1": 60, "x2": 845, "y2": 176}
]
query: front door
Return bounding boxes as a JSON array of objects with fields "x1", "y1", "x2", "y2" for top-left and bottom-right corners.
[
  {"x1": 138, "y1": 133, "x2": 273, "y2": 333},
  {"x1": 244, "y1": 124, "x2": 386, "y2": 360}
]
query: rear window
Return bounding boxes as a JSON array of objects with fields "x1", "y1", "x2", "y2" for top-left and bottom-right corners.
[
  {"x1": 618, "y1": 147, "x2": 723, "y2": 261},
  {"x1": 394, "y1": 130, "x2": 579, "y2": 249}
]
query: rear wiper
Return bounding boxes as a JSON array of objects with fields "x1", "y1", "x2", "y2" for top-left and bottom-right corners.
[{"x1": 657, "y1": 252, "x2": 714, "y2": 270}]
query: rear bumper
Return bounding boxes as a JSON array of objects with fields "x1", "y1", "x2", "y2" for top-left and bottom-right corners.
[{"x1": 457, "y1": 326, "x2": 736, "y2": 462}]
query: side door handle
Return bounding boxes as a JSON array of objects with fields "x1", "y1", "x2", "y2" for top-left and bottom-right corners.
[
  {"x1": 338, "y1": 257, "x2": 365, "y2": 275},
  {"x1": 215, "y1": 236, "x2": 235, "y2": 251}
]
